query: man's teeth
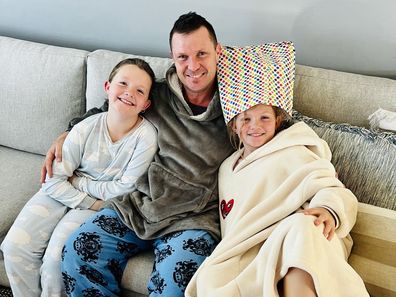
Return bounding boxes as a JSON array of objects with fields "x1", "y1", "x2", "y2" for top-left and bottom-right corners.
[{"x1": 188, "y1": 72, "x2": 204, "y2": 78}]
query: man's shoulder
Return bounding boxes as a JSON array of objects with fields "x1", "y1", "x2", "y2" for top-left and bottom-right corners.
[
  {"x1": 153, "y1": 78, "x2": 170, "y2": 92},
  {"x1": 151, "y1": 79, "x2": 174, "y2": 106}
]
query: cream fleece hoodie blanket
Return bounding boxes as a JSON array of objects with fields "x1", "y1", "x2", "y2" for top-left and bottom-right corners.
[{"x1": 186, "y1": 122, "x2": 369, "y2": 297}]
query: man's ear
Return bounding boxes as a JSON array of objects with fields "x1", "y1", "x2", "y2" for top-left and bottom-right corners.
[{"x1": 216, "y1": 43, "x2": 222, "y2": 62}]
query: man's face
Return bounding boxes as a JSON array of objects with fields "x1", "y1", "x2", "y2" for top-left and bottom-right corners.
[{"x1": 171, "y1": 26, "x2": 221, "y2": 100}]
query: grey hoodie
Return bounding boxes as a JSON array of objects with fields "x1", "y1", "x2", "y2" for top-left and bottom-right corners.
[{"x1": 106, "y1": 66, "x2": 234, "y2": 240}]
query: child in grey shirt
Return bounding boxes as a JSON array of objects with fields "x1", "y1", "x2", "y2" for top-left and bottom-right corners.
[{"x1": 1, "y1": 58, "x2": 157, "y2": 297}]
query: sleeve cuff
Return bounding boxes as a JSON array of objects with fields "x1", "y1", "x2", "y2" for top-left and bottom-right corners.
[
  {"x1": 322, "y1": 206, "x2": 340, "y2": 229},
  {"x1": 77, "y1": 195, "x2": 96, "y2": 210},
  {"x1": 71, "y1": 176, "x2": 82, "y2": 189}
]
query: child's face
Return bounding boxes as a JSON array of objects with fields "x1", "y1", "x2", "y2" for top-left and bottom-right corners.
[
  {"x1": 234, "y1": 104, "x2": 278, "y2": 157},
  {"x1": 105, "y1": 64, "x2": 152, "y2": 117}
]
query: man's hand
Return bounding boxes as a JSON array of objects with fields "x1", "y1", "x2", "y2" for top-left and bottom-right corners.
[
  {"x1": 303, "y1": 207, "x2": 336, "y2": 241},
  {"x1": 40, "y1": 131, "x2": 69, "y2": 183}
]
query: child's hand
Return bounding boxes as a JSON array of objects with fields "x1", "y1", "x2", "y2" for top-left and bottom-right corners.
[{"x1": 303, "y1": 207, "x2": 336, "y2": 241}]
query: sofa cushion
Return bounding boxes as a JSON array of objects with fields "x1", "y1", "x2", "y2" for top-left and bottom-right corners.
[
  {"x1": 293, "y1": 111, "x2": 396, "y2": 210},
  {"x1": 86, "y1": 49, "x2": 173, "y2": 111},
  {"x1": 0, "y1": 36, "x2": 88, "y2": 155},
  {"x1": 0, "y1": 146, "x2": 44, "y2": 286},
  {"x1": 294, "y1": 64, "x2": 396, "y2": 128},
  {"x1": 349, "y1": 203, "x2": 396, "y2": 297},
  {"x1": 121, "y1": 251, "x2": 153, "y2": 295}
]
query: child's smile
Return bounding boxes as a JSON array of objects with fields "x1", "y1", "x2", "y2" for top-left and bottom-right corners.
[
  {"x1": 234, "y1": 104, "x2": 278, "y2": 157},
  {"x1": 118, "y1": 97, "x2": 134, "y2": 106}
]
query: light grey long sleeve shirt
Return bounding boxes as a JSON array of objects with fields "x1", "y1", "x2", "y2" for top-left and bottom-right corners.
[{"x1": 41, "y1": 113, "x2": 157, "y2": 209}]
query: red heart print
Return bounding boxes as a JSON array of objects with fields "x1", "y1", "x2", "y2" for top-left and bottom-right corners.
[{"x1": 220, "y1": 199, "x2": 234, "y2": 219}]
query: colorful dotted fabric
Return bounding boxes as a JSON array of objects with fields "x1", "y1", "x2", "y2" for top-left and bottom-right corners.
[{"x1": 217, "y1": 41, "x2": 295, "y2": 124}]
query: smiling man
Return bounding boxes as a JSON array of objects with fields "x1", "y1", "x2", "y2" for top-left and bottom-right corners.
[
  {"x1": 41, "y1": 12, "x2": 233, "y2": 297},
  {"x1": 171, "y1": 25, "x2": 221, "y2": 107}
]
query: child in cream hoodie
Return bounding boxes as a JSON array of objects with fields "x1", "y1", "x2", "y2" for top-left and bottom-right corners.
[{"x1": 186, "y1": 42, "x2": 369, "y2": 297}]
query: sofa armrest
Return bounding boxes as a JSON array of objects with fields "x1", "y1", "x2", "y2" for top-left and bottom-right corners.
[{"x1": 349, "y1": 203, "x2": 396, "y2": 297}]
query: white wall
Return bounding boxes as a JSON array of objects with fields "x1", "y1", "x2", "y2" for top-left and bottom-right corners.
[{"x1": 1, "y1": 0, "x2": 395, "y2": 78}]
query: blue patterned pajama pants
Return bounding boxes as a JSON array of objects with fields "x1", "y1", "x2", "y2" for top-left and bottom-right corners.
[{"x1": 61, "y1": 208, "x2": 217, "y2": 297}]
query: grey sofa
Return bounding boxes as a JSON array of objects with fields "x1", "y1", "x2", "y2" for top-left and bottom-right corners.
[{"x1": 0, "y1": 36, "x2": 395, "y2": 297}]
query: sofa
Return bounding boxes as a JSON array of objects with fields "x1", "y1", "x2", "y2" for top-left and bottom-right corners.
[{"x1": 0, "y1": 36, "x2": 395, "y2": 297}]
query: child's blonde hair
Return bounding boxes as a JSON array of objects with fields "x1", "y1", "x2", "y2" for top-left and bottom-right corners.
[{"x1": 227, "y1": 105, "x2": 293, "y2": 150}]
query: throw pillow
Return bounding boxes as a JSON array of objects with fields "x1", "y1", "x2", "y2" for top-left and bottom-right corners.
[
  {"x1": 368, "y1": 108, "x2": 396, "y2": 132},
  {"x1": 292, "y1": 110, "x2": 396, "y2": 211}
]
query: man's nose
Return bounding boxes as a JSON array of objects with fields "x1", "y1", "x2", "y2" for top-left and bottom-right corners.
[{"x1": 188, "y1": 57, "x2": 200, "y2": 71}]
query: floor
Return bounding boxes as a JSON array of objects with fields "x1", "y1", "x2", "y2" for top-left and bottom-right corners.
[{"x1": 0, "y1": 286, "x2": 12, "y2": 297}]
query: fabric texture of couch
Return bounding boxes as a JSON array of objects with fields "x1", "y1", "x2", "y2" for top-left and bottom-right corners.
[{"x1": 0, "y1": 36, "x2": 395, "y2": 297}]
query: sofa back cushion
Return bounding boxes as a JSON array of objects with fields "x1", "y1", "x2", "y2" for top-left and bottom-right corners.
[
  {"x1": 293, "y1": 110, "x2": 396, "y2": 211},
  {"x1": 294, "y1": 65, "x2": 396, "y2": 128},
  {"x1": 86, "y1": 49, "x2": 173, "y2": 111},
  {"x1": 0, "y1": 36, "x2": 88, "y2": 155}
]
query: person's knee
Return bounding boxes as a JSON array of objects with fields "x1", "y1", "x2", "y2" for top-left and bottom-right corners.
[
  {"x1": 1, "y1": 228, "x2": 30, "y2": 261},
  {"x1": 288, "y1": 213, "x2": 319, "y2": 233},
  {"x1": 60, "y1": 229, "x2": 82, "y2": 269},
  {"x1": 149, "y1": 230, "x2": 217, "y2": 296}
]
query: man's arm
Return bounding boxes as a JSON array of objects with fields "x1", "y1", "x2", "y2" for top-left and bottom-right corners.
[
  {"x1": 40, "y1": 100, "x2": 109, "y2": 183},
  {"x1": 66, "y1": 101, "x2": 109, "y2": 132}
]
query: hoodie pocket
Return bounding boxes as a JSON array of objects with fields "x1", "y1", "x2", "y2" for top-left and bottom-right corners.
[{"x1": 135, "y1": 162, "x2": 215, "y2": 223}]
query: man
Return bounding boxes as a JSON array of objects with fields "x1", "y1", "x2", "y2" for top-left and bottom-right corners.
[{"x1": 42, "y1": 12, "x2": 233, "y2": 297}]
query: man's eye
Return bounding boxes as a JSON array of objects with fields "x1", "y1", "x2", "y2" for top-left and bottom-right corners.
[
  {"x1": 198, "y1": 52, "x2": 206, "y2": 57},
  {"x1": 178, "y1": 55, "x2": 187, "y2": 61}
]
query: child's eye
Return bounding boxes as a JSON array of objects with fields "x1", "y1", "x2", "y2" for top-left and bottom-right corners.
[
  {"x1": 137, "y1": 89, "x2": 145, "y2": 95},
  {"x1": 119, "y1": 81, "x2": 127, "y2": 86}
]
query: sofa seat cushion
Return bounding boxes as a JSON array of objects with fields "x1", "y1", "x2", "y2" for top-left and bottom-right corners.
[
  {"x1": 0, "y1": 145, "x2": 44, "y2": 286},
  {"x1": 349, "y1": 203, "x2": 396, "y2": 297},
  {"x1": 0, "y1": 37, "x2": 88, "y2": 155},
  {"x1": 121, "y1": 251, "x2": 154, "y2": 296},
  {"x1": 293, "y1": 110, "x2": 396, "y2": 210}
]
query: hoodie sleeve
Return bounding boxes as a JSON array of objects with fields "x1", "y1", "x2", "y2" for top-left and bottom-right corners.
[{"x1": 307, "y1": 168, "x2": 358, "y2": 238}]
